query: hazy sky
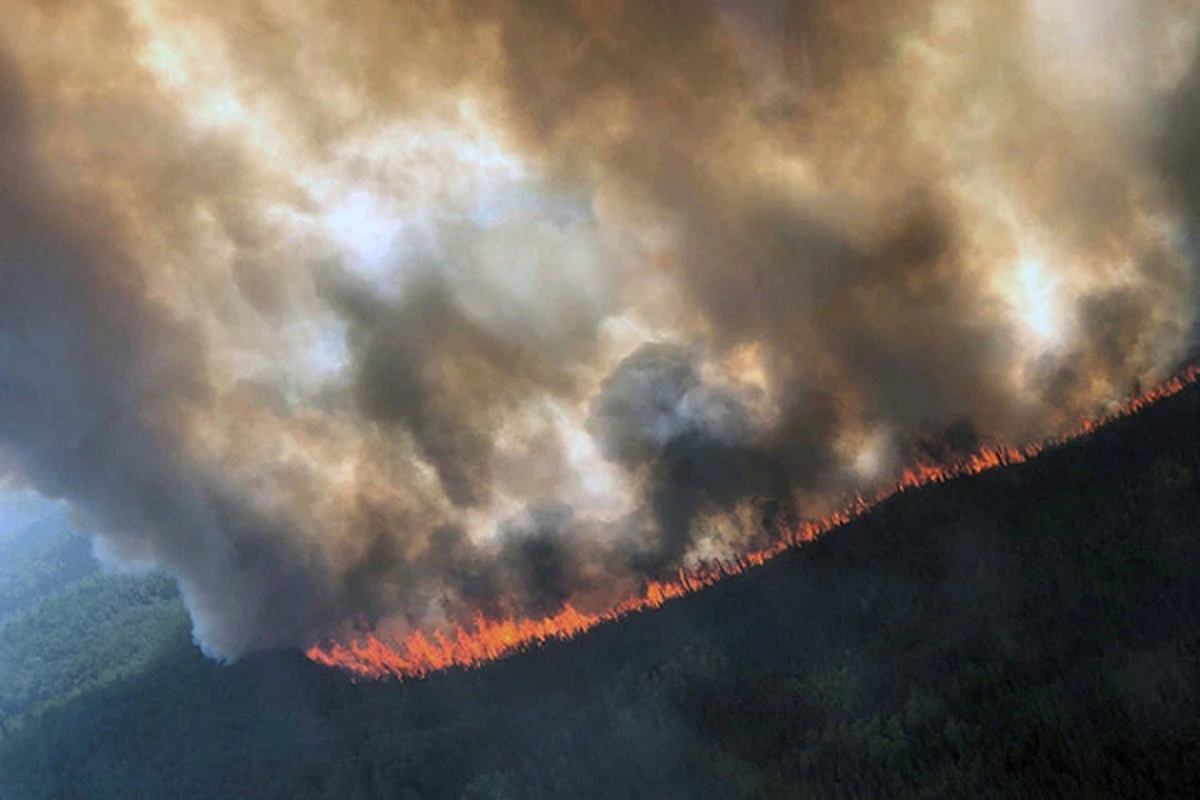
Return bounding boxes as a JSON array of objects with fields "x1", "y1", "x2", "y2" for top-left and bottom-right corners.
[{"x1": 0, "y1": 488, "x2": 62, "y2": 538}]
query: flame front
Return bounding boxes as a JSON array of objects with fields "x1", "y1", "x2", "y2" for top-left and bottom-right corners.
[{"x1": 307, "y1": 365, "x2": 1200, "y2": 680}]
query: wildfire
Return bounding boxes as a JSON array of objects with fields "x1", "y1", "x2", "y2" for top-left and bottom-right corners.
[{"x1": 307, "y1": 365, "x2": 1200, "y2": 680}]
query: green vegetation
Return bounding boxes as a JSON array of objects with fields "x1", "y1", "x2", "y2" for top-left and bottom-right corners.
[
  {"x1": 0, "y1": 515, "x2": 96, "y2": 623},
  {"x1": 0, "y1": 571, "x2": 188, "y2": 725},
  {"x1": 0, "y1": 508, "x2": 188, "y2": 729},
  {"x1": 1, "y1": 385, "x2": 1199, "y2": 798}
]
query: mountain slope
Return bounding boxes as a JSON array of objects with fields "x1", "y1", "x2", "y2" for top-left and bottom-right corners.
[
  {"x1": 0, "y1": 572, "x2": 187, "y2": 723},
  {"x1": 0, "y1": 509, "x2": 189, "y2": 727},
  {"x1": 0, "y1": 514, "x2": 96, "y2": 624},
  {"x1": 1, "y1": 382, "x2": 1199, "y2": 798}
]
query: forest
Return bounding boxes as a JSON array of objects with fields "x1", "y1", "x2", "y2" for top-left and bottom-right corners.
[
  {"x1": 0, "y1": 514, "x2": 96, "y2": 624},
  {"x1": 0, "y1": 382, "x2": 1198, "y2": 798}
]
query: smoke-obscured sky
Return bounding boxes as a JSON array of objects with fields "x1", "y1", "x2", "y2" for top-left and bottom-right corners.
[
  {"x1": 1, "y1": 0, "x2": 1198, "y2": 659},
  {"x1": 0, "y1": 488, "x2": 60, "y2": 539}
]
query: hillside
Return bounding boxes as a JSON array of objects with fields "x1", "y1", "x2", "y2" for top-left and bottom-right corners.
[
  {"x1": 0, "y1": 513, "x2": 96, "y2": 624},
  {"x1": 0, "y1": 508, "x2": 189, "y2": 728},
  {"x1": 1, "y1": 381, "x2": 1199, "y2": 799},
  {"x1": 0, "y1": 572, "x2": 187, "y2": 724}
]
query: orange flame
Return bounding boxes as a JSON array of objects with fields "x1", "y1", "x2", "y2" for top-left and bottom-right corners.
[{"x1": 306, "y1": 365, "x2": 1200, "y2": 680}]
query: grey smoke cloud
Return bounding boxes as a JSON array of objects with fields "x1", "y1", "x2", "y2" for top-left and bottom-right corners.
[
  {"x1": 0, "y1": 53, "x2": 323, "y2": 658},
  {"x1": 0, "y1": 0, "x2": 1197, "y2": 658}
]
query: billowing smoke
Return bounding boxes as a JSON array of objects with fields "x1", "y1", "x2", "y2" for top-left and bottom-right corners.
[{"x1": 1, "y1": 0, "x2": 1197, "y2": 659}]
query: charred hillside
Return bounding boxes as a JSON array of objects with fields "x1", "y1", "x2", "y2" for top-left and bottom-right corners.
[{"x1": 3, "y1": 380, "x2": 1199, "y2": 799}]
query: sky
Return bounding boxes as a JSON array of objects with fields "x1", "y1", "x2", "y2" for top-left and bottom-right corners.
[
  {"x1": 0, "y1": 0, "x2": 1198, "y2": 660},
  {"x1": 0, "y1": 489, "x2": 61, "y2": 539}
]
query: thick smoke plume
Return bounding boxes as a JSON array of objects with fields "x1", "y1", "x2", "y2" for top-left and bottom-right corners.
[{"x1": 1, "y1": 0, "x2": 1198, "y2": 659}]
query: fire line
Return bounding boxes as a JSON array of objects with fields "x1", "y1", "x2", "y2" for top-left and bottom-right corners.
[{"x1": 306, "y1": 364, "x2": 1200, "y2": 681}]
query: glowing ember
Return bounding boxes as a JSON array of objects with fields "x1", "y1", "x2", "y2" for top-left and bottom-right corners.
[{"x1": 307, "y1": 364, "x2": 1200, "y2": 680}]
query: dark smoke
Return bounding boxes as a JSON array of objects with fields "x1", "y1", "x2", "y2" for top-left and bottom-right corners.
[
  {"x1": 0, "y1": 0, "x2": 1196, "y2": 658},
  {"x1": 589, "y1": 343, "x2": 791, "y2": 574},
  {"x1": 0, "y1": 53, "x2": 327, "y2": 657}
]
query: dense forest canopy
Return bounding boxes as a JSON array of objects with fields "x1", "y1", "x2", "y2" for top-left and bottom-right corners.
[{"x1": 1, "y1": 373, "x2": 1197, "y2": 798}]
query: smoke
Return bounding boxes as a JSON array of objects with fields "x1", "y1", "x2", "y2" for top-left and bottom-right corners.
[{"x1": 0, "y1": 0, "x2": 1197, "y2": 659}]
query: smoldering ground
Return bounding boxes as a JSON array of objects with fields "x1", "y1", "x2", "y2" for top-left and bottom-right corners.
[{"x1": 0, "y1": 0, "x2": 1197, "y2": 659}]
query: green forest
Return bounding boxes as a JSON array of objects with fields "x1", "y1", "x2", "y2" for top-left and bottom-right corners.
[
  {"x1": 1, "y1": 384, "x2": 1198, "y2": 798},
  {"x1": 0, "y1": 515, "x2": 97, "y2": 624},
  {"x1": 0, "y1": 572, "x2": 187, "y2": 726}
]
